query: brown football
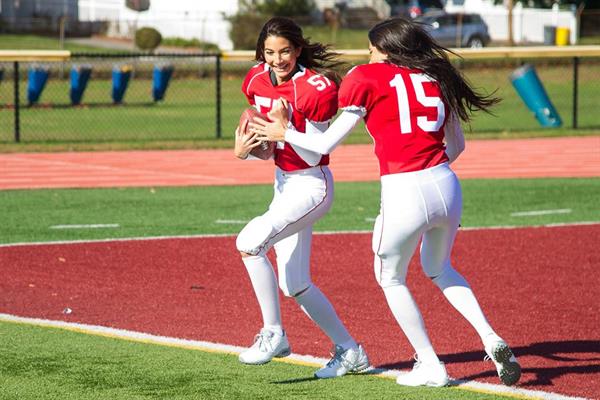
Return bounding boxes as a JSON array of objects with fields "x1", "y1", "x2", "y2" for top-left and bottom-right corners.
[{"x1": 239, "y1": 107, "x2": 275, "y2": 160}]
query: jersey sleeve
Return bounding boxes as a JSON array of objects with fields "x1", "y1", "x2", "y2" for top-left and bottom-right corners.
[
  {"x1": 296, "y1": 79, "x2": 338, "y2": 123},
  {"x1": 338, "y1": 66, "x2": 376, "y2": 114}
]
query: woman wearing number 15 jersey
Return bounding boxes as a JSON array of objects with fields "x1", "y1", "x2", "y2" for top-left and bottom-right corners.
[
  {"x1": 253, "y1": 17, "x2": 521, "y2": 388},
  {"x1": 233, "y1": 17, "x2": 369, "y2": 379}
]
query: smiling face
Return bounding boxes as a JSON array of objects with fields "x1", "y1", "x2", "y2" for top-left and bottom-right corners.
[
  {"x1": 368, "y1": 42, "x2": 388, "y2": 64},
  {"x1": 263, "y1": 35, "x2": 302, "y2": 84}
]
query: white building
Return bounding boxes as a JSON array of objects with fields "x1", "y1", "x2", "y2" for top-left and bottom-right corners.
[
  {"x1": 77, "y1": 0, "x2": 578, "y2": 49},
  {"x1": 445, "y1": 0, "x2": 578, "y2": 44},
  {"x1": 77, "y1": 0, "x2": 391, "y2": 50},
  {"x1": 78, "y1": 0, "x2": 239, "y2": 49}
]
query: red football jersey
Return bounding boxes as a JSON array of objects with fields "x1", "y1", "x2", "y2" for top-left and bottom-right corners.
[
  {"x1": 339, "y1": 62, "x2": 449, "y2": 175},
  {"x1": 242, "y1": 63, "x2": 337, "y2": 171}
]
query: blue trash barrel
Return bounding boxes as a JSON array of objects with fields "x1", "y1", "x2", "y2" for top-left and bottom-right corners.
[
  {"x1": 112, "y1": 65, "x2": 132, "y2": 104},
  {"x1": 70, "y1": 65, "x2": 92, "y2": 105},
  {"x1": 152, "y1": 64, "x2": 174, "y2": 101},
  {"x1": 27, "y1": 65, "x2": 50, "y2": 105},
  {"x1": 510, "y1": 64, "x2": 562, "y2": 128}
]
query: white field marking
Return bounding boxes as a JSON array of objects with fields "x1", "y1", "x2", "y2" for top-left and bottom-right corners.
[
  {"x1": 215, "y1": 219, "x2": 248, "y2": 224},
  {"x1": 0, "y1": 313, "x2": 587, "y2": 400},
  {"x1": 1, "y1": 221, "x2": 600, "y2": 249},
  {"x1": 510, "y1": 209, "x2": 572, "y2": 217},
  {"x1": 49, "y1": 224, "x2": 120, "y2": 230},
  {"x1": 365, "y1": 217, "x2": 376, "y2": 222}
]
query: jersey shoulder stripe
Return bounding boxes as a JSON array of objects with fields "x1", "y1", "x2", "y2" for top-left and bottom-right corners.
[{"x1": 243, "y1": 63, "x2": 269, "y2": 97}]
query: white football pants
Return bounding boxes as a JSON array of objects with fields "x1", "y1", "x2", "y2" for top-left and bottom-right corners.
[
  {"x1": 373, "y1": 162, "x2": 496, "y2": 354},
  {"x1": 373, "y1": 162, "x2": 462, "y2": 285},
  {"x1": 236, "y1": 165, "x2": 333, "y2": 296}
]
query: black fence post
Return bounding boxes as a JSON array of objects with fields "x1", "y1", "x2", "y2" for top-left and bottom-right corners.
[
  {"x1": 13, "y1": 61, "x2": 20, "y2": 143},
  {"x1": 215, "y1": 53, "x2": 222, "y2": 139},
  {"x1": 572, "y1": 56, "x2": 579, "y2": 129}
]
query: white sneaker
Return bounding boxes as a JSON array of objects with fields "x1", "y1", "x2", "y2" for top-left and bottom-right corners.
[
  {"x1": 396, "y1": 360, "x2": 449, "y2": 387},
  {"x1": 484, "y1": 339, "x2": 521, "y2": 386},
  {"x1": 238, "y1": 328, "x2": 291, "y2": 365},
  {"x1": 315, "y1": 344, "x2": 370, "y2": 379}
]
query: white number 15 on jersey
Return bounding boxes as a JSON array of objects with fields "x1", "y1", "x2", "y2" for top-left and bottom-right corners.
[{"x1": 389, "y1": 73, "x2": 445, "y2": 134}]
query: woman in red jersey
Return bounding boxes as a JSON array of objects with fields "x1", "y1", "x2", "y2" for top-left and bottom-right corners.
[
  {"x1": 233, "y1": 17, "x2": 369, "y2": 378},
  {"x1": 252, "y1": 17, "x2": 521, "y2": 388}
]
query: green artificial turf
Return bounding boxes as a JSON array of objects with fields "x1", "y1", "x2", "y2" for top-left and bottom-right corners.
[
  {"x1": 0, "y1": 321, "x2": 516, "y2": 400},
  {"x1": 1, "y1": 178, "x2": 598, "y2": 244}
]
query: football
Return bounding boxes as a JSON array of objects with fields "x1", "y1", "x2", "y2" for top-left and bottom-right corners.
[{"x1": 239, "y1": 107, "x2": 275, "y2": 160}]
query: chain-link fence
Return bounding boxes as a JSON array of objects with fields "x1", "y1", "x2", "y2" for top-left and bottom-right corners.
[
  {"x1": 1, "y1": 52, "x2": 599, "y2": 144},
  {"x1": 456, "y1": 56, "x2": 600, "y2": 133},
  {"x1": 0, "y1": 53, "x2": 225, "y2": 143}
]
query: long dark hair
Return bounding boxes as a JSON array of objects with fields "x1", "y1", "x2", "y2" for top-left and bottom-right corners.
[
  {"x1": 368, "y1": 17, "x2": 500, "y2": 122},
  {"x1": 255, "y1": 17, "x2": 343, "y2": 84}
]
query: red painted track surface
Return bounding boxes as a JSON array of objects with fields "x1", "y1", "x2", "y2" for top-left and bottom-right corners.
[
  {"x1": 2, "y1": 226, "x2": 599, "y2": 399},
  {"x1": 1, "y1": 136, "x2": 599, "y2": 189}
]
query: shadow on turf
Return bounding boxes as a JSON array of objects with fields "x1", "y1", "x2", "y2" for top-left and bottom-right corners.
[
  {"x1": 272, "y1": 376, "x2": 318, "y2": 384},
  {"x1": 378, "y1": 339, "x2": 600, "y2": 387},
  {"x1": 272, "y1": 368, "x2": 390, "y2": 385}
]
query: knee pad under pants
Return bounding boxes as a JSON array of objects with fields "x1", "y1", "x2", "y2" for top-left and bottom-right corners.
[{"x1": 236, "y1": 166, "x2": 332, "y2": 257}]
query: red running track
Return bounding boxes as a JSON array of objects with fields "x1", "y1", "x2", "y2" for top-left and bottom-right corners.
[
  {"x1": 1, "y1": 225, "x2": 599, "y2": 399},
  {"x1": 1, "y1": 136, "x2": 599, "y2": 190}
]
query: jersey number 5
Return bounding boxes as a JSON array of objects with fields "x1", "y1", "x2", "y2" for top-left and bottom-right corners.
[
  {"x1": 307, "y1": 75, "x2": 332, "y2": 91},
  {"x1": 389, "y1": 73, "x2": 445, "y2": 134}
]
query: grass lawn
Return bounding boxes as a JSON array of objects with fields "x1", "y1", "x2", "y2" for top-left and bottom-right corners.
[
  {"x1": 0, "y1": 34, "x2": 128, "y2": 53},
  {"x1": 578, "y1": 35, "x2": 600, "y2": 45},
  {"x1": 1, "y1": 61, "x2": 599, "y2": 150}
]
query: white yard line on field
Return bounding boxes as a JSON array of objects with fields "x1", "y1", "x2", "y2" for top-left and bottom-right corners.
[
  {"x1": 0, "y1": 313, "x2": 588, "y2": 400},
  {"x1": 1, "y1": 221, "x2": 599, "y2": 248},
  {"x1": 49, "y1": 224, "x2": 120, "y2": 229},
  {"x1": 510, "y1": 209, "x2": 572, "y2": 217},
  {"x1": 215, "y1": 219, "x2": 248, "y2": 224}
]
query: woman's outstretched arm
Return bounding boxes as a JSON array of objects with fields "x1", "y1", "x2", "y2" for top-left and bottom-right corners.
[{"x1": 252, "y1": 98, "x2": 364, "y2": 155}]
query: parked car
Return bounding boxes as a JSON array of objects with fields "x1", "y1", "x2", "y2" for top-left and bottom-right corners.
[
  {"x1": 415, "y1": 11, "x2": 491, "y2": 48},
  {"x1": 388, "y1": 0, "x2": 444, "y2": 19}
]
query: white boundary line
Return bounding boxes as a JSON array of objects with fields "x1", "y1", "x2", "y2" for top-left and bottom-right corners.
[
  {"x1": 1, "y1": 221, "x2": 599, "y2": 248},
  {"x1": 510, "y1": 209, "x2": 572, "y2": 217},
  {"x1": 0, "y1": 313, "x2": 587, "y2": 400},
  {"x1": 49, "y1": 224, "x2": 120, "y2": 229}
]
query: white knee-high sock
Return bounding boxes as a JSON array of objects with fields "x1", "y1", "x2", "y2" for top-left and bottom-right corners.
[
  {"x1": 432, "y1": 266, "x2": 495, "y2": 341},
  {"x1": 294, "y1": 285, "x2": 357, "y2": 350},
  {"x1": 383, "y1": 284, "x2": 440, "y2": 364},
  {"x1": 242, "y1": 255, "x2": 282, "y2": 332}
]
